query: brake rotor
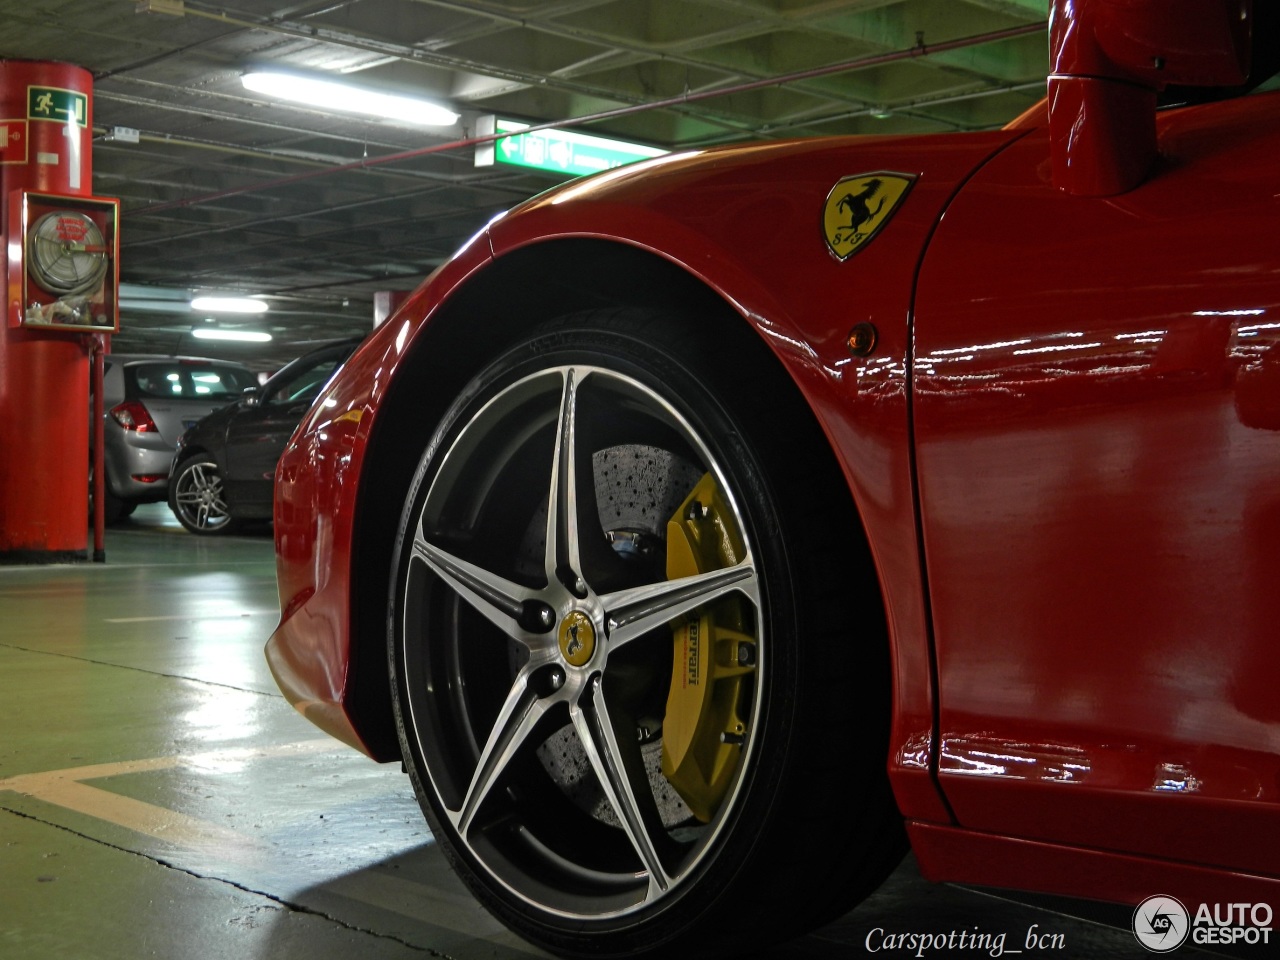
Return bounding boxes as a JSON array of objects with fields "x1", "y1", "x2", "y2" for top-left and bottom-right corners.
[{"x1": 534, "y1": 444, "x2": 703, "y2": 827}]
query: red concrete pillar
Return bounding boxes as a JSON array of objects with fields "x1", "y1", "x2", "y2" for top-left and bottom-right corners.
[
  {"x1": 0, "y1": 61, "x2": 96, "y2": 562},
  {"x1": 373, "y1": 290, "x2": 411, "y2": 328}
]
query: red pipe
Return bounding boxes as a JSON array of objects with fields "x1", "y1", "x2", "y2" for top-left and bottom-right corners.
[
  {"x1": 136, "y1": 21, "x2": 1045, "y2": 217},
  {"x1": 90, "y1": 334, "x2": 106, "y2": 562}
]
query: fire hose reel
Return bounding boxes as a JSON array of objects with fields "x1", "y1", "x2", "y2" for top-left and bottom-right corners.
[{"x1": 8, "y1": 191, "x2": 119, "y2": 333}]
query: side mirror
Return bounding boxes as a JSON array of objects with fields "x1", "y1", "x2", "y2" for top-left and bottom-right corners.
[
  {"x1": 241, "y1": 386, "x2": 261, "y2": 408},
  {"x1": 1048, "y1": 0, "x2": 1252, "y2": 196}
]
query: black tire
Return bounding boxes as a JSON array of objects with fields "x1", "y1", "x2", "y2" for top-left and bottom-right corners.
[
  {"x1": 89, "y1": 465, "x2": 133, "y2": 525},
  {"x1": 100, "y1": 488, "x2": 129, "y2": 525},
  {"x1": 389, "y1": 310, "x2": 904, "y2": 959},
  {"x1": 168, "y1": 454, "x2": 236, "y2": 535}
]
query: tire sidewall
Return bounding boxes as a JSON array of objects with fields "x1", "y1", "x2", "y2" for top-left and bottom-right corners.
[
  {"x1": 389, "y1": 315, "x2": 806, "y2": 956},
  {"x1": 169, "y1": 454, "x2": 232, "y2": 536}
]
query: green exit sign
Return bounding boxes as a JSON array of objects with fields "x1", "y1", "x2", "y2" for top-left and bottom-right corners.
[
  {"x1": 27, "y1": 86, "x2": 87, "y2": 127},
  {"x1": 476, "y1": 116, "x2": 667, "y2": 178}
]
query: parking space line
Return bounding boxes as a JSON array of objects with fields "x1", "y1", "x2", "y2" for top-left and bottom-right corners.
[
  {"x1": 104, "y1": 612, "x2": 277, "y2": 623},
  {"x1": 1, "y1": 774, "x2": 252, "y2": 847},
  {"x1": 0, "y1": 739, "x2": 344, "y2": 847}
]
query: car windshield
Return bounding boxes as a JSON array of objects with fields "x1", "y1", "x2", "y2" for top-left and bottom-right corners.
[
  {"x1": 127, "y1": 361, "x2": 257, "y2": 400},
  {"x1": 266, "y1": 357, "x2": 346, "y2": 406}
]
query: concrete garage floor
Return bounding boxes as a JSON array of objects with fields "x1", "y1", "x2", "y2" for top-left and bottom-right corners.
[{"x1": 0, "y1": 506, "x2": 1238, "y2": 960}]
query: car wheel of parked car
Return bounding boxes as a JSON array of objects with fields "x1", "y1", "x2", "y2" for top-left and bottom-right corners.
[
  {"x1": 389, "y1": 310, "x2": 905, "y2": 958},
  {"x1": 169, "y1": 455, "x2": 235, "y2": 535},
  {"x1": 104, "y1": 490, "x2": 136, "y2": 524},
  {"x1": 88, "y1": 464, "x2": 135, "y2": 525}
]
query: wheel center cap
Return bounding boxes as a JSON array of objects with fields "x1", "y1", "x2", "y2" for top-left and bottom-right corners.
[{"x1": 558, "y1": 610, "x2": 596, "y2": 666}]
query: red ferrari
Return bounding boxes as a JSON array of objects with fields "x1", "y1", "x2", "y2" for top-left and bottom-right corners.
[{"x1": 267, "y1": 1, "x2": 1280, "y2": 955}]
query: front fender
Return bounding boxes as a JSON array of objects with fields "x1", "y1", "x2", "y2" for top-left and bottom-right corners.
[
  {"x1": 268, "y1": 130, "x2": 1025, "y2": 817},
  {"x1": 482, "y1": 133, "x2": 1025, "y2": 820}
]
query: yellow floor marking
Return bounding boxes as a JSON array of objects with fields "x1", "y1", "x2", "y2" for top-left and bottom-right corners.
[
  {"x1": 7, "y1": 777, "x2": 253, "y2": 848},
  {"x1": 0, "y1": 739, "x2": 344, "y2": 848},
  {"x1": 0, "y1": 738, "x2": 548, "y2": 953},
  {"x1": 104, "y1": 612, "x2": 276, "y2": 623},
  {"x1": 0, "y1": 755, "x2": 179, "y2": 786}
]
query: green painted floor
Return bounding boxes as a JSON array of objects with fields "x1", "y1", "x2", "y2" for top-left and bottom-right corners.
[
  {"x1": 0, "y1": 506, "x2": 1213, "y2": 959},
  {"x1": 0, "y1": 505, "x2": 542, "y2": 960}
]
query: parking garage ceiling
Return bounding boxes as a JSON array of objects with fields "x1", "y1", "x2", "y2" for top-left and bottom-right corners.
[{"x1": 1, "y1": 0, "x2": 1049, "y2": 366}]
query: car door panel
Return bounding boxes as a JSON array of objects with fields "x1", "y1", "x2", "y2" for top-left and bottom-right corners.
[
  {"x1": 222, "y1": 349, "x2": 351, "y2": 509},
  {"x1": 912, "y1": 94, "x2": 1280, "y2": 873},
  {"x1": 223, "y1": 401, "x2": 312, "y2": 507}
]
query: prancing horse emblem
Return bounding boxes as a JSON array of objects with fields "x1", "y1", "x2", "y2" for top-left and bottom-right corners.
[
  {"x1": 822, "y1": 172, "x2": 915, "y2": 262},
  {"x1": 559, "y1": 611, "x2": 596, "y2": 666}
]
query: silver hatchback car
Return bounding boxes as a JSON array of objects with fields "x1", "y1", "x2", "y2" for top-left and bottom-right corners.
[{"x1": 96, "y1": 355, "x2": 258, "y2": 522}]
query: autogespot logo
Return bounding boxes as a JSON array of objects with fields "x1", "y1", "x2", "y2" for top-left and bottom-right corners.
[{"x1": 1133, "y1": 895, "x2": 1190, "y2": 953}]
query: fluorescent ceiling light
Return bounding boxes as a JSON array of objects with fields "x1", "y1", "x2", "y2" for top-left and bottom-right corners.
[
  {"x1": 241, "y1": 71, "x2": 459, "y2": 126},
  {"x1": 190, "y1": 296, "x2": 269, "y2": 314},
  {"x1": 191, "y1": 328, "x2": 273, "y2": 343}
]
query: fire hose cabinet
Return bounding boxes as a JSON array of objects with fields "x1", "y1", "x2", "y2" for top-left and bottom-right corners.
[{"x1": 8, "y1": 190, "x2": 119, "y2": 332}]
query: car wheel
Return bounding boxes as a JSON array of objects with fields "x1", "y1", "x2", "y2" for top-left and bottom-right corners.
[
  {"x1": 169, "y1": 455, "x2": 235, "y2": 535},
  {"x1": 89, "y1": 479, "x2": 133, "y2": 525},
  {"x1": 389, "y1": 310, "x2": 904, "y2": 958}
]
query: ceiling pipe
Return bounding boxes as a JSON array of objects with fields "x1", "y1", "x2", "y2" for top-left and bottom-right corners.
[
  {"x1": 97, "y1": 127, "x2": 529, "y2": 197},
  {"x1": 176, "y1": 0, "x2": 879, "y2": 122},
  {"x1": 172, "y1": 1, "x2": 662, "y2": 113},
  {"x1": 692, "y1": 78, "x2": 1048, "y2": 144},
  {"x1": 96, "y1": 84, "x2": 415, "y2": 152},
  {"x1": 134, "y1": 20, "x2": 1045, "y2": 218}
]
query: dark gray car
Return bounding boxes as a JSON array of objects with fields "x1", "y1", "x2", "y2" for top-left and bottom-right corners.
[
  {"x1": 96, "y1": 355, "x2": 258, "y2": 522},
  {"x1": 167, "y1": 338, "x2": 362, "y2": 534}
]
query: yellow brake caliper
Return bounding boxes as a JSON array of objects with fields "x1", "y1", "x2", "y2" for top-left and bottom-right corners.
[{"x1": 661, "y1": 473, "x2": 757, "y2": 823}]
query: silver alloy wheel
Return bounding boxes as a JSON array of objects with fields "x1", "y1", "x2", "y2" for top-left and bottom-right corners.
[
  {"x1": 170, "y1": 458, "x2": 232, "y2": 533},
  {"x1": 398, "y1": 363, "x2": 763, "y2": 920}
]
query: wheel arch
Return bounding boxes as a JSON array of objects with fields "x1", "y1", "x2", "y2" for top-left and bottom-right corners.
[
  {"x1": 172, "y1": 442, "x2": 228, "y2": 486},
  {"x1": 173, "y1": 442, "x2": 215, "y2": 464},
  {"x1": 344, "y1": 237, "x2": 892, "y2": 765}
]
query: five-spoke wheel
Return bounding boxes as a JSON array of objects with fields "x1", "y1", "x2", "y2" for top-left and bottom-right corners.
[
  {"x1": 169, "y1": 454, "x2": 234, "y2": 534},
  {"x1": 390, "y1": 312, "x2": 903, "y2": 958}
]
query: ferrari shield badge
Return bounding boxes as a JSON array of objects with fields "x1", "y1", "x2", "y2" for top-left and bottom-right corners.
[{"x1": 822, "y1": 173, "x2": 915, "y2": 261}]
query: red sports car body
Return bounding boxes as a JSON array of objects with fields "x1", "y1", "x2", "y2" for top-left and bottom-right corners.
[{"x1": 268, "y1": 1, "x2": 1280, "y2": 955}]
